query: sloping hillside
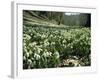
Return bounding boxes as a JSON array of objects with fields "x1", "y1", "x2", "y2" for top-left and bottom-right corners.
[{"x1": 23, "y1": 10, "x2": 67, "y2": 27}]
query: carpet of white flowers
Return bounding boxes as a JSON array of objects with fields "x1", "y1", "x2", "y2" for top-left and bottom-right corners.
[{"x1": 23, "y1": 25, "x2": 91, "y2": 69}]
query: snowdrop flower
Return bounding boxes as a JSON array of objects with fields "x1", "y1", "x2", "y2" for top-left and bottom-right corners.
[
  {"x1": 23, "y1": 56, "x2": 26, "y2": 60},
  {"x1": 29, "y1": 42, "x2": 36, "y2": 48},
  {"x1": 28, "y1": 59, "x2": 32, "y2": 64},
  {"x1": 43, "y1": 51, "x2": 52, "y2": 57},
  {"x1": 41, "y1": 34, "x2": 46, "y2": 38},
  {"x1": 26, "y1": 52, "x2": 30, "y2": 57},
  {"x1": 44, "y1": 41, "x2": 49, "y2": 46},
  {"x1": 54, "y1": 51, "x2": 60, "y2": 58},
  {"x1": 49, "y1": 52, "x2": 52, "y2": 56},
  {"x1": 24, "y1": 34, "x2": 31, "y2": 40},
  {"x1": 34, "y1": 53, "x2": 40, "y2": 60},
  {"x1": 29, "y1": 50, "x2": 32, "y2": 55},
  {"x1": 50, "y1": 34, "x2": 53, "y2": 37},
  {"x1": 37, "y1": 48, "x2": 42, "y2": 53},
  {"x1": 43, "y1": 52, "x2": 49, "y2": 57},
  {"x1": 62, "y1": 39, "x2": 66, "y2": 43},
  {"x1": 51, "y1": 42, "x2": 55, "y2": 45},
  {"x1": 32, "y1": 42, "x2": 37, "y2": 46}
]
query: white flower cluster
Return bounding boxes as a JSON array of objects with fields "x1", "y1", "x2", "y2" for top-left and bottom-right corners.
[
  {"x1": 41, "y1": 34, "x2": 46, "y2": 39},
  {"x1": 34, "y1": 53, "x2": 40, "y2": 60},
  {"x1": 24, "y1": 34, "x2": 31, "y2": 40},
  {"x1": 43, "y1": 51, "x2": 52, "y2": 57},
  {"x1": 43, "y1": 39, "x2": 50, "y2": 46}
]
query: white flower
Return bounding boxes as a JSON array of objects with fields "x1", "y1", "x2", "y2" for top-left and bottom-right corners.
[
  {"x1": 41, "y1": 34, "x2": 46, "y2": 38},
  {"x1": 32, "y1": 42, "x2": 37, "y2": 46},
  {"x1": 62, "y1": 39, "x2": 66, "y2": 43},
  {"x1": 29, "y1": 50, "x2": 32, "y2": 55},
  {"x1": 24, "y1": 34, "x2": 31, "y2": 40},
  {"x1": 28, "y1": 59, "x2": 32, "y2": 64},
  {"x1": 29, "y1": 42, "x2": 37, "y2": 47},
  {"x1": 43, "y1": 51, "x2": 52, "y2": 57},
  {"x1": 37, "y1": 47, "x2": 42, "y2": 53},
  {"x1": 59, "y1": 36, "x2": 62, "y2": 39},
  {"x1": 23, "y1": 56, "x2": 26, "y2": 60},
  {"x1": 34, "y1": 53, "x2": 40, "y2": 60},
  {"x1": 51, "y1": 42, "x2": 55, "y2": 45},
  {"x1": 26, "y1": 52, "x2": 30, "y2": 57},
  {"x1": 43, "y1": 39, "x2": 50, "y2": 46},
  {"x1": 54, "y1": 51, "x2": 60, "y2": 58},
  {"x1": 50, "y1": 34, "x2": 53, "y2": 37},
  {"x1": 49, "y1": 52, "x2": 52, "y2": 56}
]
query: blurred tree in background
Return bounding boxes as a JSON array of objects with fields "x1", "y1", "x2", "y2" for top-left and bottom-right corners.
[{"x1": 23, "y1": 10, "x2": 91, "y2": 27}]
